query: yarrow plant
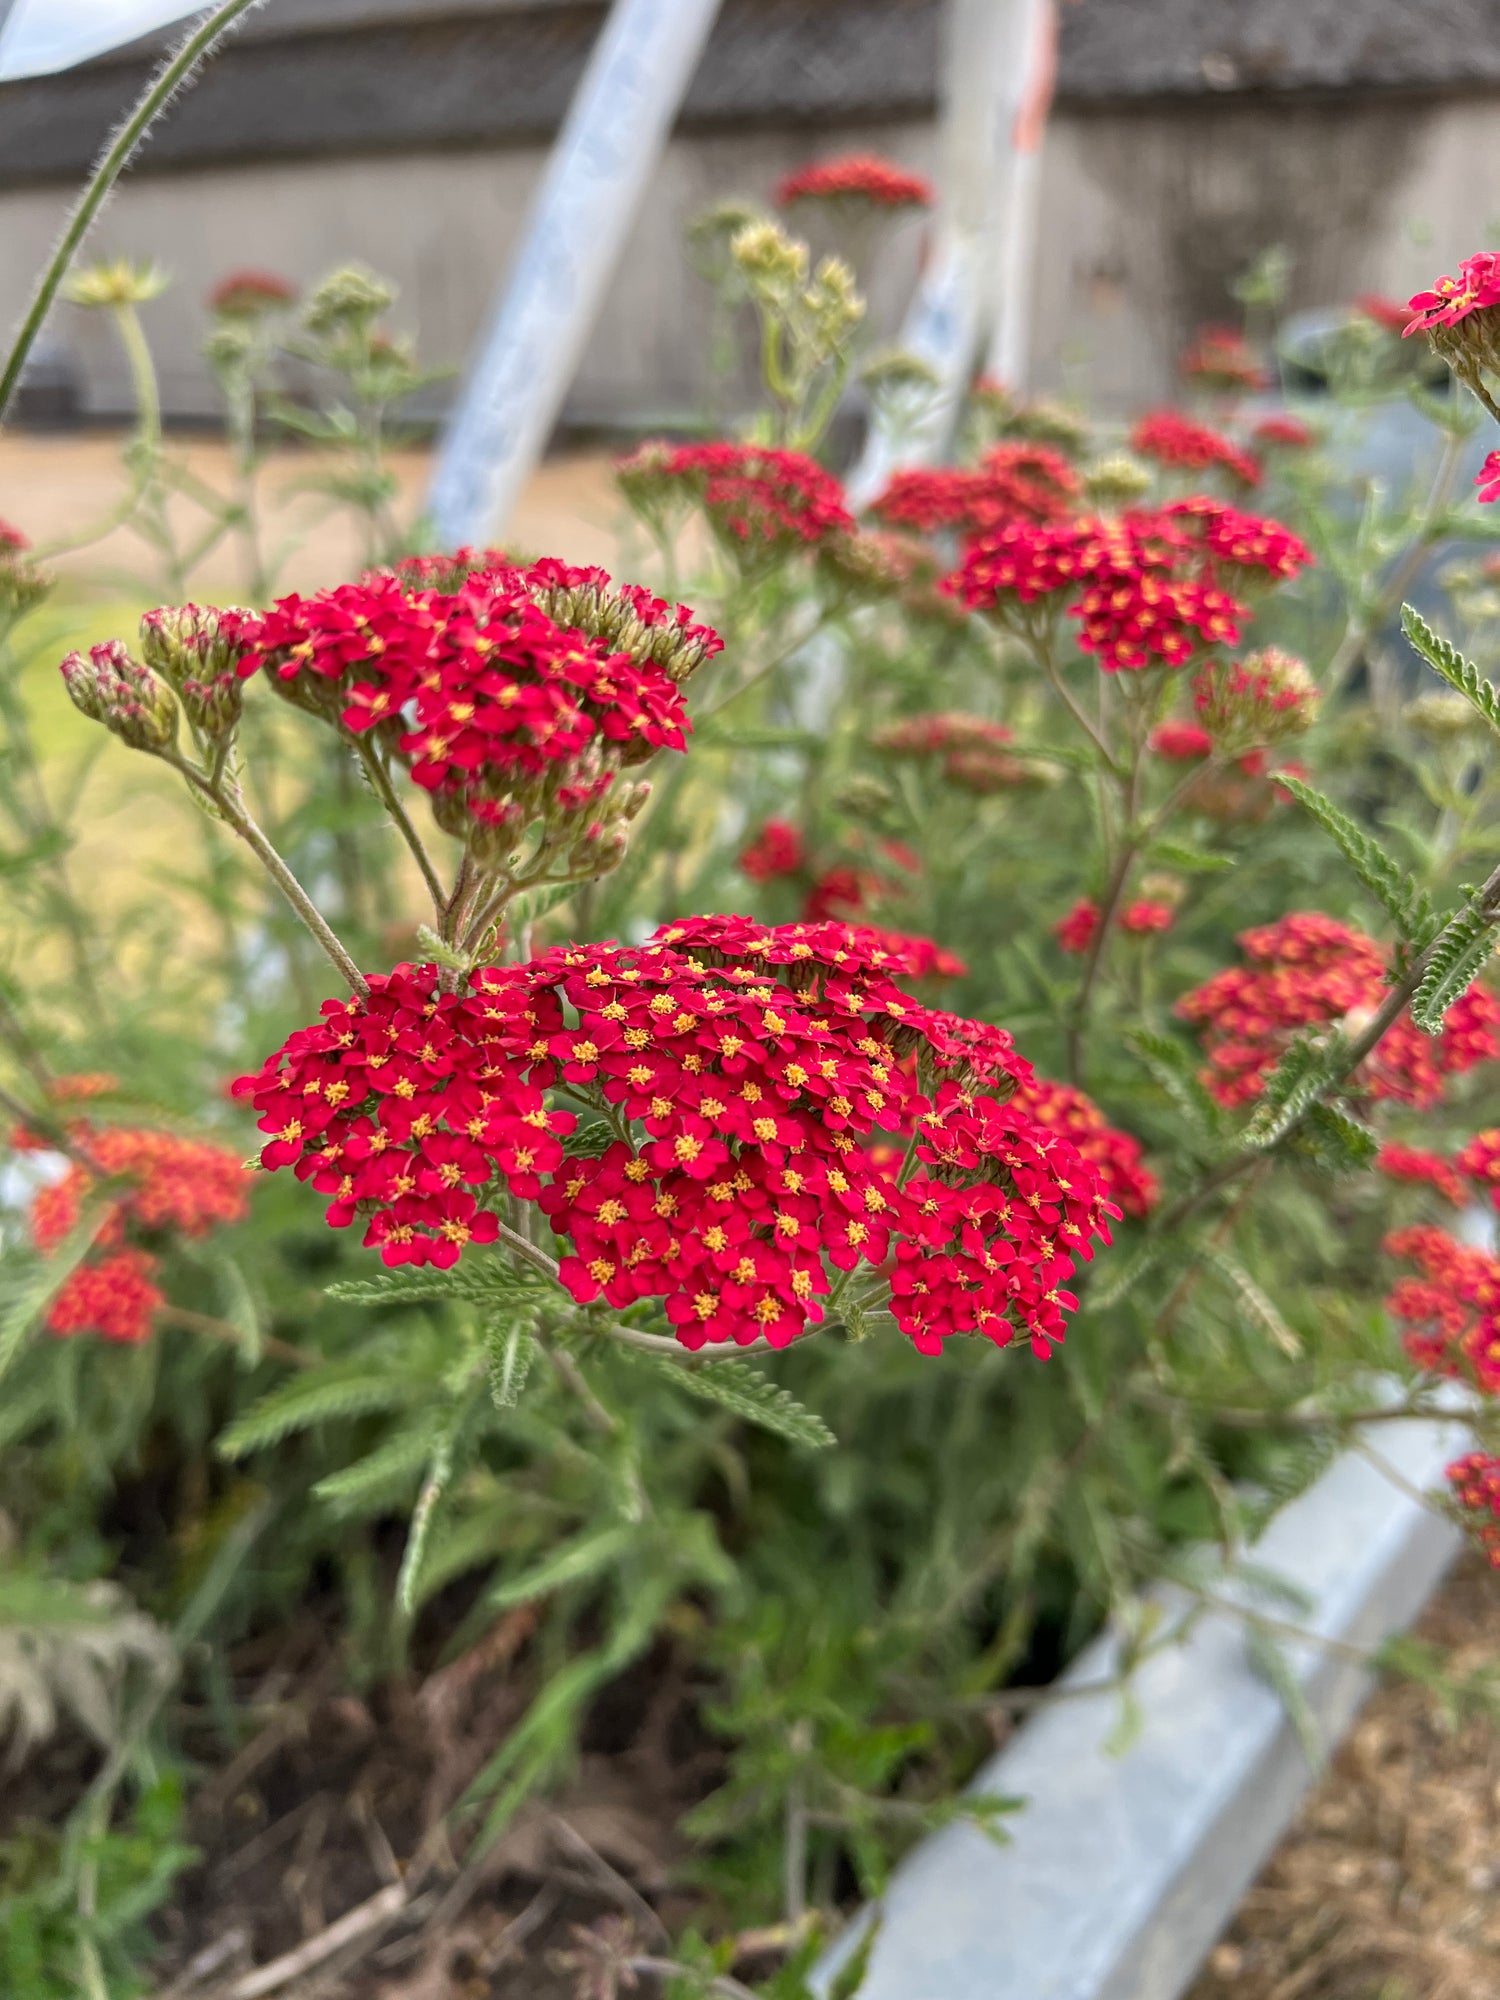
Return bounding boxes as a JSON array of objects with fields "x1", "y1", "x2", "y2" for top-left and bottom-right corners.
[{"x1": 14, "y1": 124, "x2": 1500, "y2": 1992}]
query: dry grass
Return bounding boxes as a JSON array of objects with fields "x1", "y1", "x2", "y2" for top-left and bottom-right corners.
[{"x1": 1190, "y1": 1555, "x2": 1500, "y2": 2000}]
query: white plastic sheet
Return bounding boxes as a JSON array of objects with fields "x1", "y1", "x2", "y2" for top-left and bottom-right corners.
[{"x1": 0, "y1": 1, "x2": 204, "y2": 82}]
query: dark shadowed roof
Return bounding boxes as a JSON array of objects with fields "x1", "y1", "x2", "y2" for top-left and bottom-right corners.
[{"x1": 1, "y1": 0, "x2": 1498, "y2": 187}]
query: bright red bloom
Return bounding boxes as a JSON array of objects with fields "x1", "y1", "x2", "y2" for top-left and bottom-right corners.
[
  {"x1": 1177, "y1": 912, "x2": 1500, "y2": 1108},
  {"x1": 802, "y1": 865, "x2": 870, "y2": 923},
  {"x1": 1356, "y1": 294, "x2": 1410, "y2": 334},
  {"x1": 1121, "y1": 900, "x2": 1175, "y2": 936},
  {"x1": 1384, "y1": 1226, "x2": 1500, "y2": 1393},
  {"x1": 45, "y1": 1250, "x2": 164, "y2": 1344},
  {"x1": 1476, "y1": 451, "x2": 1500, "y2": 505},
  {"x1": 616, "y1": 441, "x2": 854, "y2": 559},
  {"x1": 1458, "y1": 1129, "x2": 1500, "y2": 1204},
  {"x1": 237, "y1": 923, "x2": 1119, "y2": 1358},
  {"x1": 870, "y1": 445, "x2": 1080, "y2": 534},
  {"x1": 1252, "y1": 415, "x2": 1315, "y2": 450},
  {"x1": 1404, "y1": 253, "x2": 1500, "y2": 335},
  {"x1": 775, "y1": 154, "x2": 933, "y2": 210},
  {"x1": 948, "y1": 511, "x2": 1251, "y2": 673},
  {"x1": 209, "y1": 269, "x2": 296, "y2": 316},
  {"x1": 1130, "y1": 412, "x2": 1261, "y2": 487},
  {"x1": 1150, "y1": 720, "x2": 1213, "y2": 760},
  {"x1": 0, "y1": 519, "x2": 29, "y2": 555},
  {"x1": 1055, "y1": 900, "x2": 1099, "y2": 954},
  {"x1": 1375, "y1": 1142, "x2": 1466, "y2": 1206},
  {"x1": 1180, "y1": 325, "x2": 1268, "y2": 393},
  {"x1": 227, "y1": 561, "x2": 708, "y2": 847},
  {"x1": 1163, "y1": 500, "x2": 1312, "y2": 585},
  {"x1": 27, "y1": 1125, "x2": 247, "y2": 1346},
  {"x1": 739, "y1": 820, "x2": 805, "y2": 882},
  {"x1": 1010, "y1": 1075, "x2": 1158, "y2": 1218},
  {"x1": 1446, "y1": 1452, "x2": 1500, "y2": 1565}
]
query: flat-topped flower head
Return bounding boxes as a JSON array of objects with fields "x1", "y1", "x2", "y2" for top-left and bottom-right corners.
[
  {"x1": 209, "y1": 269, "x2": 296, "y2": 317},
  {"x1": 1178, "y1": 911, "x2": 1500, "y2": 1108},
  {"x1": 871, "y1": 445, "x2": 1079, "y2": 535},
  {"x1": 739, "y1": 819, "x2": 805, "y2": 883},
  {"x1": 1405, "y1": 253, "x2": 1500, "y2": 375},
  {"x1": 616, "y1": 441, "x2": 854, "y2": 570},
  {"x1": 1180, "y1": 325, "x2": 1268, "y2": 394},
  {"x1": 1384, "y1": 1228, "x2": 1500, "y2": 1404},
  {"x1": 775, "y1": 154, "x2": 933, "y2": 211},
  {"x1": 226, "y1": 562, "x2": 708, "y2": 865},
  {"x1": 1446, "y1": 1453, "x2": 1500, "y2": 1565},
  {"x1": 236, "y1": 921, "x2": 1118, "y2": 1358},
  {"x1": 1130, "y1": 411, "x2": 1261, "y2": 488}
]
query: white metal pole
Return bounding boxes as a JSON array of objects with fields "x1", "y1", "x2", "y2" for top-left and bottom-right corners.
[
  {"x1": 983, "y1": 0, "x2": 1057, "y2": 394},
  {"x1": 845, "y1": 0, "x2": 1054, "y2": 509},
  {"x1": 427, "y1": 0, "x2": 723, "y2": 551}
]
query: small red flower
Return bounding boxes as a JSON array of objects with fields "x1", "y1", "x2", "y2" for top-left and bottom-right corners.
[
  {"x1": 1376, "y1": 1142, "x2": 1466, "y2": 1206},
  {"x1": 1404, "y1": 253, "x2": 1500, "y2": 335},
  {"x1": 1476, "y1": 451, "x2": 1500, "y2": 505},
  {"x1": 1355, "y1": 294, "x2": 1410, "y2": 334},
  {"x1": 1179, "y1": 325, "x2": 1268, "y2": 394},
  {"x1": 1130, "y1": 412, "x2": 1261, "y2": 487},
  {"x1": 739, "y1": 820, "x2": 805, "y2": 883},
  {"x1": 775, "y1": 154, "x2": 933, "y2": 210},
  {"x1": 1150, "y1": 720, "x2": 1213, "y2": 760},
  {"x1": 209, "y1": 269, "x2": 296, "y2": 316},
  {"x1": 1055, "y1": 900, "x2": 1099, "y2": 954},
  {"x1": 1252, "y1": 415, "x2": 1315, "y2": 450},
  {"x1": 1121, "y1": 900, "x2": 1174, "y2": 936}
]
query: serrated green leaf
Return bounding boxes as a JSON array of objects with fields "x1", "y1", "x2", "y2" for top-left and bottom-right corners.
[
  {"x1": 1203, "y1": 1244, "x2": 1301, "y2": 1356},
  {"x1": 1146, "y1": 838, "x2": 1233, "y2": 873},
  {"x1": 484, "y1": 1523, "x2": 640, "y2": 1612},
  {"x1": 1125, "y1": 1028, "x2": 1222, "y2": 1136},
  {"x1": 414, "y1": 923, "x2": 473, "y2": 972},
  {"x1": 1276, "y1": 775, "x2": 1434, "y2": 941},
  {"x1": 1298, "y1": 1102, "x2": 1379, "y2": 1173},
  {"x1": 627, "y1": 1351, "x2": 835, "y2": 1449},
  {"x1": 217, "y1": 1365, "x2": 430, "y2": 1458},
  {"x1": 1242, "y1": 1036, "x2": 1334, "y2": 1150},
  {"x1": 1087, "y1": 1240, "x2": 1163, "y2": 1313},
  {"x1": 397, "y1": 1430, "x2": 456, "y2": 1617},
  {"x1": 312, "y1": 1424, "x2": 434, "y2": 1515},
  {"x1": 453, "y1": 1256, "x2": 553, "y2": 1309},
  {"x1": 485, "y1": 1320, "x2": 537, "y2": 1409},
  {"x1": 1245, "y1": 1621, "x2": 1324, "y2": 1768},
  {"x1": 326, "y1": 1270, "x2": 460, "y2": 1305},
  {"x1": 1402, "y1": 602, "x2": 1500, "y2": 738},
  {"x1": 1411, "y1": 899, "x2": 1500, "y2": 1034},
  {"x1": 563, "y1": 1119, "x2": 618, "y2": 1159}
]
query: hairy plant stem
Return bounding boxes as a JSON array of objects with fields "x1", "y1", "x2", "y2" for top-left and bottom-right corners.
[
  {"x1": 0, "y1": 0, "x2": 267, "y2": 422},
  {"x1": 352, "y1": 738, "x2": 448, "y2": 916}
]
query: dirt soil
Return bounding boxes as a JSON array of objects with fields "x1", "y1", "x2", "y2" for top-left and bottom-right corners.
[{"x1": 1189, "y1": 1553, "x2": 1500, "y2": 2000}]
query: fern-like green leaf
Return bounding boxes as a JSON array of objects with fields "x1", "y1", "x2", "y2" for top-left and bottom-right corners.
[
  {"x1": 1297, "y1": 1102, "x2": 1379, "y2": 1174},
  {"x1": 1402, "y1": 603, "x2": 1500, "y2": 737},
  {"x1": 1244, "y1": 1621, "x2": 1323, "y2": 1769},
  {"x1": 485, "y1": 1320, "x2": 537, "y2": 1409},
  {"x1": 1145, "y1": 838, "x2": 1233, "y2": 873},
  {"x1": 1125, "y1": 1028, "x2": 1222, "y2": 1135},
  {"x1": 485, "y1": 1523, "x2": 641, "y2": 1612},
  {"x1": 217, "y1": 1366, "x2": 430, "y2": 1458},
  {"x1": 628, "y1": 1352, "x2": 835, "y2": 1449},
  {"x1": 1276, "y1": 775, "x2": 1433, "y2": 940},
  {"x1": 312, "y1": 1424, "x2": 435, "y2": 1516},
  {"x1": 397, "y1": 1431, "x2": 456, "y2": 1617},
  {"x1": 1087, "y1": 1240, "x2": 1163, "y2": 1313},
  {"x1": 326, "y1": 1270, "x2": 459, "y2": 1306},
  {"x1": 1242, "y1": 1036, "x2": 1334, "y2": 1150},
  {"x1": 1203, "y1": 1245, "x2": 1301, "y2": 1356},
  {"x1": 1411, "y1": 899, "x2": 1500, "y2": 1034}
]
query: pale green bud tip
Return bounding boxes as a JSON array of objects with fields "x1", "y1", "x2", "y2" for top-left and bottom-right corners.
[{"x1": 60, "y1": 641, "x2": 177, "y2": 753}]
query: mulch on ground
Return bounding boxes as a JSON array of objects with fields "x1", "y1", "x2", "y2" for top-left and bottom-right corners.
[{"x1": 1189, "y1": 1553, "x2": 1500, "y2": 2000}]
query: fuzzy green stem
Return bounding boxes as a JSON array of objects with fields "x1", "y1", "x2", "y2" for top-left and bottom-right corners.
[{"x1": 0, "y1": 0, "x2": 266, "y2": 423}]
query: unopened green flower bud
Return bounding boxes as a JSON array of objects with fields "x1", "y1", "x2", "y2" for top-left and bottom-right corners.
[
  {"x1": 1005, "y1": 397, "x2": 1091, "y2": 453},
  {"x1": 59, "y1": 641, "x2": 178, "y2": 754},
  {"x1": 833, "y1": 774, "x2": 894, "y2": 820},
  {"x1": 304, "y1": 264, "x2": 395, "y2": 333},
  {"x1": 731, "y1": 220, "x2": 809, "y2": 306},
  {"x1": 805, "y1": 255, "x2": 865, "y2": 347},
  {"x1": 861, "y1": 347, "x2": 941, "y2": 397},
  {"x1": 1192, "y1": 647, "x2": 1319, "y2": 752},
  {"x1": 1084, "y1": 454, "x2": 1154, "y2": 507}
]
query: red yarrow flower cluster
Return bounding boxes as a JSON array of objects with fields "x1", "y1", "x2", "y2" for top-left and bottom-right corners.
[
  {"x1": 774, "y1": 154, "x2": 933, "y2": 210},
  {"x1": 228, "y1": 562, "x2": 707, "y2": 850},
  {"x1": 1009, "y1": 1075, "x2": 1158, "y2": 1218},
  {"x1": 236, "y1": 919, "x2": 1119, "y2": 1357},
  {"x1": 1, "y1": 519, "x2": 29, "y2": 555},
  {"x1": 739, "y1": 819, "x2": 805, "y2": 883},
  {"x1": 870, "y1": 446, "x2": 1080, "y2": 535},
  {"x1": 1177, "y1": 912, "x2": 1500, "y2": 1107},
  {"x1": 1475, "y1": 452, "x2": 1500, "y2": 505},
  {"x1": 1130, "y1": 412, "x2": 1261, "y2": 487},
  {"x1": 1375, "y1": 1142, "x2": 1466, "y2": 1206},
  {"x1": 1163, "y1": 499, "x2": 1312, "y2": 586},
  {"x1": 1151, "y1": 720, "x2": 1213, "y2": 760},
  {"x1": 1457, "y1": 1129, "x2": 1500, "y2": 1205},
  {"x1": 617, "y1": 441, "x2": 854, "y2": 559},
  {"x1": 1180, "y1": 325, "x2": 1269, "y2": 393},
  {"x1": 1384, "y1": 1225, "x2": 1500, "y2": 1391},
  {"x1": 949, "y1": 511, "x2": 1257, "y2": 672},
  {"x1": 1404, "y1": 253, "x2": 1500, "y2": 335},
  {"x1": 1446, "y1": 1452, "x2": 1500, "y2": 1565},
  {"x1": 30, "y1": 1125, "x2": 248, "y2": 1344},
  {"x1": 1356, "y1": 294, "x2": 1410, "y2": 334},
  {"x1": 209, "y1": 269, "x2": 296, "y2": 316},
  {"x1": 1252, "y1": 415, "x2": 1315, "y2": 450}
]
